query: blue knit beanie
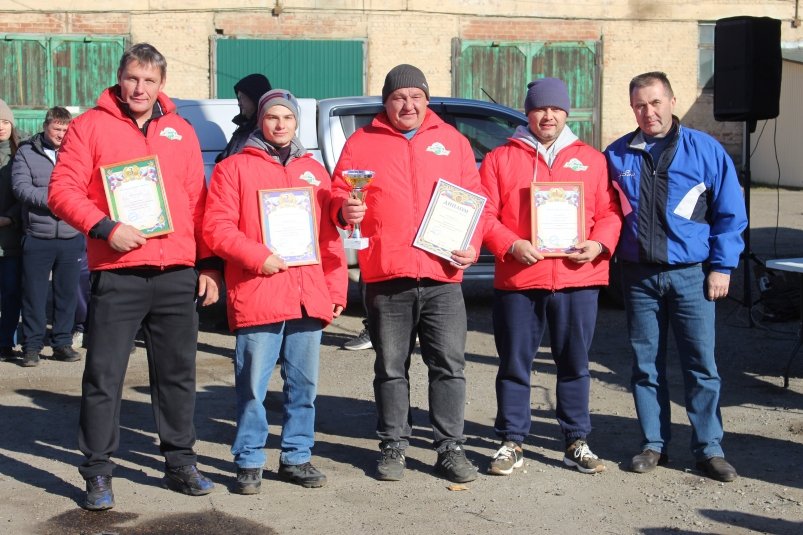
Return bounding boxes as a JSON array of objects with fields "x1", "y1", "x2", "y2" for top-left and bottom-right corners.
[{"x1": 524, "y1": 78, "x2": 571, "y2": 115}]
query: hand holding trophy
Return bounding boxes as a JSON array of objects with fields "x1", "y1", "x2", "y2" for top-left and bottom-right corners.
[{"x1": 342, "y1": 169, "x2": 375, "y2": 250}]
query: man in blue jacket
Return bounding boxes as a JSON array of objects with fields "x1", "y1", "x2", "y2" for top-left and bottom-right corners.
[{"x1": 605, "y1": 72, "x2": 747, "y2": 483}]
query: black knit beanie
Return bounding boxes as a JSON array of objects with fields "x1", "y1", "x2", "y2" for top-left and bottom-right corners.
[
  {"x1": 234, "y1": 73, "x2": 272, "y2": 105},
  {"x1": 381, "y1": 64, "x2": 430, "y2": 103}
]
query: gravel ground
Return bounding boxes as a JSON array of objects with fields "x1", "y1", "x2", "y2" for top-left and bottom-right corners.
[{"x1": 0, "y1": 187, "x2": 802, "y2": 535}]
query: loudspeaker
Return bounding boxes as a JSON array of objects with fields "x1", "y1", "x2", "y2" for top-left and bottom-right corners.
[{"x1": 714, "y1": 16, "x2": 782, "y2": 122}]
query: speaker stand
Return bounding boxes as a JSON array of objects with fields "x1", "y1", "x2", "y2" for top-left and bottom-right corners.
[{"x1": 740, "y1": 120, "x2": 762, "y2": 326}]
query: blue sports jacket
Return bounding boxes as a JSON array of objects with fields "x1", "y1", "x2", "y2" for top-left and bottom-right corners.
[{"x1": 604, "y1": 119, "x2": 747, "y2": 274}]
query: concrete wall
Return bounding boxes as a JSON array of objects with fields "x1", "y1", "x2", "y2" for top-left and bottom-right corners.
[
  {"x1": 1, "y1": 1, "x2": 802, "y2": 154},
  {"x1": 753, "y1": 60, "x2": 803, "y2": 188}
]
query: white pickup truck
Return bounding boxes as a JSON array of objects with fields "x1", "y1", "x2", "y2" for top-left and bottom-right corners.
[{"x1": 174, "y1": 96, "x2": 528, "y2": 281}]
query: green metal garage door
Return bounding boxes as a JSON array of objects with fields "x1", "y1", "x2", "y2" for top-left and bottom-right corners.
[
  {"x1": 214, "y1": 38, "x2": 364, "y2": 99},
  {"x1": 452, "y1": 40, "x2": 600, "y2": 148},
  {"x1": 0, "y1": 35, "x2": 125, "y2": 136}
]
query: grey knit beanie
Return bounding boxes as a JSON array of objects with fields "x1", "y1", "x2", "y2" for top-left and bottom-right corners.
[
  {"x1": 382, "y1": 64, "x2": 430, "y2": 102},
  {"x1": 257, "y1": 89, "x2": 299, "y2": 122},
  {"x1": 524, "y1": 78, "x2": 571, "y2": 115},
  {"x1": 0, "y1": 99, "x2": 14, "y2": 126}
]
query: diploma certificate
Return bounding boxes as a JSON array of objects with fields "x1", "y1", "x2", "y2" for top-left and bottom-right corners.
[
  {"x1": 530, "y1": 182, "x2": 585, "y2": 257},
  {"x1": 413, "y1": 179, "x2": 486, "y2": 262},
  {"x1": 258, "y1": 187, "x2": 320, "y2": 266},
  {"x1": 100, "y1": 156, "x2": 173, "y2": 237}
]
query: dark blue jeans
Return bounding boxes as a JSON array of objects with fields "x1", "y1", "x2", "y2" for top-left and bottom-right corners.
[
  {"x1": 366, "y1": 278, "x2": 467, "y2": 449},
  {"x1": 620, "y1": 262, "x2": 724, "y2": 460},
  {"x1": 492, "y1": 287, "x2": 598, "y2": 445},
  {"x1": 0, "y1": 255, "x2": 21, "y2": 347},
  {"x1": 20, "y1": 234, "x2": 84, "y2": 351}
]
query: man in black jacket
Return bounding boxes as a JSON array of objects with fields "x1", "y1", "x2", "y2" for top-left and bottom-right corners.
[
  {"x1": 215, "y1": 73, "x2": 272, "y2": 162},
  {"x1": 11, "y1": 107, "x2": 83, "y2": 367}
]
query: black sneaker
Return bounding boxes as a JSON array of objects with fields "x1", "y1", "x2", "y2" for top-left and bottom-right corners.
[
  {"x1": 234, "y1": 467, "x2": 262, "y2": 495},
  {"x1": 278, "y1": 462, "x2": 327, "y2": 488},
  {"x1": 161, "y1": 465, "x2": 215, "y2": 496},
  {"x1": 84, "y1": 475, "x2": 114, "y2": 511},
  {"x1": 435, "y1": 443, "x2": 478, "y2": 483},
  {"x1": 376, "y1": 442, "x2": 406, "y2": 481},
  {"x1": 52, "y1": 345, "x2": 81, "y2": 362},
  {"x1": 342, "y1": 328, "x2": 372, "y2": 350},
  {"x1": 21, "y1": 350, "x2": 40, "y2": 367},
  {"x1": 0, "y1": 347, "x2": 17, "y2": 360}
]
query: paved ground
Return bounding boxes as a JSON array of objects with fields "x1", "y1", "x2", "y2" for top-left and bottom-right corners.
[{"x1": 0, "y1": 187, "x2": 802, "y2": 534}]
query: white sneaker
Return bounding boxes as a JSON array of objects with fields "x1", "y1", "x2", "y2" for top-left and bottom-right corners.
[
  {"x1": 72, "y1": 331, "x2": 84, "y2": 349},
  {"x1": 487, "y1": 441, "x2": 524, "y2": 475}
]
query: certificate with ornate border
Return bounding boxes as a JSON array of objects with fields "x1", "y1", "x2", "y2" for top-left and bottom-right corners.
[
  {"x1": 100, "y1": 155, "x2": 173, "y2": 237},
  {"x1": 413, "y1": 179, "x2": 487, "y2": 262},
  {"x1": 531, "y1": 182, "x2": 585, "y2": 257},
  {"x1": 258, "y1": 187, "x2": 320, "y2": 266}
]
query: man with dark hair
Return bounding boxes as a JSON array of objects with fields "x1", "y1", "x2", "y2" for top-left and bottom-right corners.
[
  {"x1": 605, "y1": 71, "x2": 747, "y2": 483},
  {"x1": 49, "y1": 42, "x2": 222, "y2": 510},
  {"x1": 333, "y1": 64, "x2": 482, "y2": 484},
  {"x1": 12, "y1": 106, "x2": 82, "y2": 367},
  {"x1": 216, "y1": 73, "x2": 272, "y2": 162}
]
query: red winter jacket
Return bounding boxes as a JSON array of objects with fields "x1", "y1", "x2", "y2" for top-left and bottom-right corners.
[
  {"x1": 331, "y1": 109, "x2": 484, "y2": 284},
  {"x1": 48, "y1": 87, "x2": 212, "y2": 271},
  {"x1": 203, "y1": 145, "x2": 347, "y2": 330},
  {"x1": 481, "y1": 127, "x2": 622, "y2": 291}
]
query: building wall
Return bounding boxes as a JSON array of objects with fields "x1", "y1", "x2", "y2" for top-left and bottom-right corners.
[
  {"x1": 753, "y1": 60, "x2": 803, "y2": 188},
  {"x1": 1, "y1": 1, "x2": 801, "y2": 154}
]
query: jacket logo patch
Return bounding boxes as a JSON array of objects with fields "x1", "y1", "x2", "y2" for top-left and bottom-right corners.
[
  {"x1": 426, "y1": 142, "x2": 450, "y2": 156},
  {"x1": 299, "y1": 171, "x2": 320, "y2": 186},
  {"x1": 159, "y1": 127, "x2": 182, "y2": 141},
  {"x1": 563, "y1": 158, "x2": 588, "y2": 171},
  {"x1": 617, "y1": 169, "x2": 637, "y2": 179}
]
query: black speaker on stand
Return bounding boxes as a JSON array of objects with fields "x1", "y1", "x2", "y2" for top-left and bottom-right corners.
[{"x1": 714, "y1": 16, "x2": 782, "y2": 323}]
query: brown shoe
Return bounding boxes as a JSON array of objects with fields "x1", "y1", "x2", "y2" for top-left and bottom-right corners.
[
  {"x1": 696, "y1": 457, "x2": 738, "y2": 482},
  {"x1": 629, "y1": 449, "x2": 668, "y2": 473}
]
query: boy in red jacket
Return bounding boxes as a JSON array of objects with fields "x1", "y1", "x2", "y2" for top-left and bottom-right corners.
[{"x1": 203, "y1": 89, "x2": 347, "y2": 494}]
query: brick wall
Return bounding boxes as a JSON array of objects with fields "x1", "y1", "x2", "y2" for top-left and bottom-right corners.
[
  {"x1": 131, "y1": 13, "x2": 213, "y2": 98},
  {"x1": 4, "y1": 2, "x2": 803, "y2": 160}
]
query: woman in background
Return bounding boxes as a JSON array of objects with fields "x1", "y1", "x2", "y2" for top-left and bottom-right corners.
[{"x1": 0, "y1": 99, "x2": 23, "y2": 360}]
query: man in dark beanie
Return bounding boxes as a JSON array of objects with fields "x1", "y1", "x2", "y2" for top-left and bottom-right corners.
[
  {"x1": 481, "y1": 77, "x2": 622, "y2": 476},
  {"x1": 216, "y1": 73, "x2": 272, "y2": 162},
  {"x1": 331, "y1": 64, "x2": 482, "y2": 484}
]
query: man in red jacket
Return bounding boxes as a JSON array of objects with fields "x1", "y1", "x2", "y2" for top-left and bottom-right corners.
[
  {"x1": 48, "y1": 43, "x2": 222, "y2": 511},
  {"x1": 204, "y1": 89, "x2": 347, "y2": 494},
  {"x1": 480, "y1": 78, "x2": 622, "y2": 476},
  {"x1": 333, "y1": 64, "x2": 482, "y2": 484}
]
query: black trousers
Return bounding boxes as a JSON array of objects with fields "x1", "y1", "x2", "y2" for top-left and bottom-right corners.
[{"x1": 78, "y1": 267, "x2": 200, "y2": 479}]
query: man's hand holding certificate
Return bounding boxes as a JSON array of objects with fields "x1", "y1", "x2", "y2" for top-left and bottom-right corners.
[{"x1": 413, "y1": 179, "x2": 486, "y2": 266}]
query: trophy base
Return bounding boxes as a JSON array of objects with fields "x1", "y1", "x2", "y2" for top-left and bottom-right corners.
[{"x1": 344, "y1": 237, "x2": 369, "y2": 250}]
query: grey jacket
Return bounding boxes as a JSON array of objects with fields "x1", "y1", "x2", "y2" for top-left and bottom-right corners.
[{"x1": 11, "y1": 133, "x2": 80, "y2": 239}]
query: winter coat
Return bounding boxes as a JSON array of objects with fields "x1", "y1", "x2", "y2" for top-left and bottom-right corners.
[
  {"x1": 11, "y1": 133, "x2": 80, "y2": 240},
  {"x1": 331, "y1": 109, "x2": 484, "y2": 284},
  {"x1": 604, "y1": 119, "x2": 747, "y2": 273},
  {"x1": 0, "y1": 140, "x2": 21, "y2": 256},
  {"x1": 481, "y1": 125, "x2": 622, "y2": 291},
  {"x1": 48, "y1": 87, "x2": 213, "y2": 271},
  {"x1": 204, "y1": 135, "x2": 347, "y2": 330}
]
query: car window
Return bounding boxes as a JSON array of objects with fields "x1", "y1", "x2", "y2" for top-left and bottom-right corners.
[{"x1": 445, "y1": 113, "x2": 523, "y2": 164}]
